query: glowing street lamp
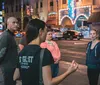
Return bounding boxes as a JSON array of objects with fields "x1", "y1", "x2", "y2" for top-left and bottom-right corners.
[{"x1": 56, "y1": 0, "x2": 59, "y2": 25}]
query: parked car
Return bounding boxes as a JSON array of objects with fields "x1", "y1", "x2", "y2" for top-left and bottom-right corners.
[
  {"x1": 63, "y1": 30, "x2": 83, "y2": 40},
  {"x1": 52, "y1": 29, "x2": 63, "y2": 40}
]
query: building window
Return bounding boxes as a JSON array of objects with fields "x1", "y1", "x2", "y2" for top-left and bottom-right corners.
[
  {"x1": 23, "y1": 4, "x2": 26, "y2": 11},
  {"x1": 50, "y1": 1, "x2": 53, "y2": 6},
  {"x1": 50, "y1": 6, "x2": 53, "y2": 11},
  {"x1": 11, "y1": 6, "x2": 13, "y2": 12},
  {"x1": 36, "y1": 2, "x2": 38, "y2": 8},
  {"x1": 19, "y1": 4, "x2": 21, "y2": 11},
  {"x1": 62, "y1": 0, "x2": 66, "y2": 4},
  {"x1": 16, "y1": 5, "x2": 18, "y2": 12},
  {"x1": 40, "y1": 2, "x2": 43, "y2": 8},
  {"x1": 50, "y1": 1, "x2": 53, "y2": 11},
  {"x1": 93, "y1": 0, "x2": 96, "y2": 5},
  {"x1": 5, "y1": 8, "x2": 6, "y2": 13},
  {"x1": 6, "y1": 7, "x2": 8, "y2": 13},
  {"x1": 40, "y1": 1, "x2": 43, "y2": 12}
]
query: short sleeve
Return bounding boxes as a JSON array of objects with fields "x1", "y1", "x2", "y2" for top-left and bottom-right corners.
[
  {"x1": 42, "y1": 49, "x2": 54, "y2": 66},
  {"x1": 40, "y1": 42, "x2": 47, "y2": 48}
]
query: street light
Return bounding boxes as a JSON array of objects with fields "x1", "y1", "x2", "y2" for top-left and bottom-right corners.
[
  {"x1": 56, "y1": 0, "x2": 59, "y2": 26},
  {"x1": 21, "y1": 0, "x2": 30, "y2": 30},
  {"x1": 21, "y1": 0, "x2": 24, "y2": 30}
]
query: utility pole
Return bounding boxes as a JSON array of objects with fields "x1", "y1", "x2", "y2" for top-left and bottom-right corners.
[
  {"x1": 21, "y1": 0, "x2": 24, "y2": 30},
  {"x1": 56, "y1": 0, "x2": 59, "y2": 26}
]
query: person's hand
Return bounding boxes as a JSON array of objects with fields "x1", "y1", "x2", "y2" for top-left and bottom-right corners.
[{"x1": 67, "y1": 60, "x2": 78, "y2": 74}]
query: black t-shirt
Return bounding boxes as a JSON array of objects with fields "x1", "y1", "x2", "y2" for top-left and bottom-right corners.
[{"x1": 17, "y1": 45, "x2": 54, "y2": 85}]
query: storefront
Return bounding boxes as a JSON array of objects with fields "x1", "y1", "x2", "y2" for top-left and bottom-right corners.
[
  {"x1": 59, "y1": 3, "x2": 91, "y2": 38},
  {"x1": 46, "y1": 12, "x2": 57, "y2": 26},
  {"x1": 88, "y1": 5, "x2": 100, "y2": 23}
]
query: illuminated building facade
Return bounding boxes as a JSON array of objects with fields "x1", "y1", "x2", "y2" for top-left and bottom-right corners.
[{"x1": 3, "y1": 0, "x2": 100, "y2": 31}]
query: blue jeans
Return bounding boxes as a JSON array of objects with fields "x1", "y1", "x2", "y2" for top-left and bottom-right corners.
[{"x1": 51, "y1": 63, "x2": 59, "y2": 78}]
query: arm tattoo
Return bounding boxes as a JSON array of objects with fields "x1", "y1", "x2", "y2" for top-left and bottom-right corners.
[{"x1": 0, "y1": 47, "x2": 7, "y2": 58}]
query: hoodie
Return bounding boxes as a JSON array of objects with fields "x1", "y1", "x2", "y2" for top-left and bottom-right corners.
[{"x1": 86, "y1": 41, "x2": 100, "y2": 68}]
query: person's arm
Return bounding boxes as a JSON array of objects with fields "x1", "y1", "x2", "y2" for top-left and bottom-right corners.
[
  {"x1": 43, "y1": 60, "x2": 78, "y2": 85},
  {"x1": 13, "y1": 68, "x2": 20, "y2": 81},
  {"x1": 96, "y1": 43, "x2": 100, "y2": 63},
  {"x1": 53, "y1": 41, "x2": 61, "y2": 61},
  {"x1": 0, "y1": 34, "x2": 8, "y2": 63}
]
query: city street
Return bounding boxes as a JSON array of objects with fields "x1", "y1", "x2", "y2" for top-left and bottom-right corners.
[
  {"x1": 16, "y1": 38, "x2": 100, "y2": 85},
  {"x1": 55, "y1": 39, "x2": 100, "y2": 85},
  {"x1": 56, "y1": 39, "x2": 89, "y2": 65},
  {"x1": 0, "y1": 0, "x2": 100, "y2": 85}
]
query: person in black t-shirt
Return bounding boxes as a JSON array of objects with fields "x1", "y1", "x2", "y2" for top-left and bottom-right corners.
[{"x1": 13, "y1": 19, "x2": 78, "y2": 85}]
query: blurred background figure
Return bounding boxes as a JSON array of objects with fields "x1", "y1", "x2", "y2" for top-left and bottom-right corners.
[
  {"x1": 40, "y1": 28, "x2": 61, "y2": 77},
  {"x1": 18, "y1": 17, "x2": 30, "y2": 51}
]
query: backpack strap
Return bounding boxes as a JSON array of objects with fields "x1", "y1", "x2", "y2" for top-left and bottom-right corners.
[{"x1": 39, "y1": 48, "x2": 45, "y2": 85}]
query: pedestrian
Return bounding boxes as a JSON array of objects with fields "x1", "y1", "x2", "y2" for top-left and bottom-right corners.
[
  {"x1": 18, "y1": 35, "x2": 27, "y2": 51},
  {"x1": 19, "y1": 17, "x2": 29, "y2": 51},
  {"x1": 86, "y1": 27, "x2": 100, "y2": 85},
  {"x1": 40, "y1": 28, "x2": 61, "y2": 77},
  {"x1": 0, "y1": 17, "x2": 19, "y2": 85},
  {"x1": 13, "y1": 19, "x2": 78, "y2": 85}
]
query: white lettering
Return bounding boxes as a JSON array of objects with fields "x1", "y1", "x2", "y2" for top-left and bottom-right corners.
[
  {"x1": 23, "y1": 56, "x2": 27, "y2": 63},
  {"x1": 19, "y1": 56, "x2": 34, "y2": 63},
  {"x1": 28, "y1": 56, "x2": 33, "y2": 63},
  {"x1": 19, "y1": 56, "x2": 22, "y2": 63}
]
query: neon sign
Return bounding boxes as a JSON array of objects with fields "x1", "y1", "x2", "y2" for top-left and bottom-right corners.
[{"x1": 68, "y1": 0, "x2": 76, "y2": 19}]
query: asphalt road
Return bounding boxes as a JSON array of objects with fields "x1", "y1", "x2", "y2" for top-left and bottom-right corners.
[{"x1": 55, "y1": 39, "x2": 89, "y2": 65}]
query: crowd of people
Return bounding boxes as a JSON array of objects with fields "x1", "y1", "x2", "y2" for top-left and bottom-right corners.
[{"x1": 0, "y1": 16, "x2": 100, "y2": 85}]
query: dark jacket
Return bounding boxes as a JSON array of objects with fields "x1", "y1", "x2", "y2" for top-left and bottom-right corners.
[
  {"x1": 86, "y1": 41, "x2": 100, "y2": 68},
  {"x1": 0, "y1": 29, "x2": 18, "y2": 72}
]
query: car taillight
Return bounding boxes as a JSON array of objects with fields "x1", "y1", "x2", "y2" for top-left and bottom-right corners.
[{"x1": 75, "y1": 33, "x2": 79, "y2": 36}]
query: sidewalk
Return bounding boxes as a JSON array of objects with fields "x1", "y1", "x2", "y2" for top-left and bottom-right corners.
[{"x1": 59, "y1": 61, "x2": 100, "y2": 85}]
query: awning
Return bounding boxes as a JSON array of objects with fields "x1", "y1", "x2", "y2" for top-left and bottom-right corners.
[
  {"x1": 88, "y1": 12, "x2": 100, "y2": 23},
  {"x1": 54, "y1": 25, "x2": 62, "y2": 28},
  {"x1": 61, "y1": 17, "x2": 73, "y2": 28},
  {"x1": 65, "y1": 25, "x2": 74, "y2": 28},
  {"x1": 46, "y1": 19, "x2": 56, "y2": 25}
]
